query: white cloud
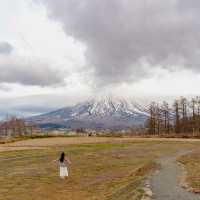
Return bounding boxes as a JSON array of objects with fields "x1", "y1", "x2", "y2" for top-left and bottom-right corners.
[{"x1": 1, "y1": 0, "x2": 200, "y2": 117}]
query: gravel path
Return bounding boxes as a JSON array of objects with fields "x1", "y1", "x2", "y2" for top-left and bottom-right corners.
[{"x1": 150, "y1": 152, "x2": 200, "y2": 200}]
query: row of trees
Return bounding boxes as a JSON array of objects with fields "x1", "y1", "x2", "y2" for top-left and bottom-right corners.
[
  {"x1": 0, "y1": 117, "x2": 37, "y2": 137},
  {"x1": 147, "y1": 97, "x2": 200, "y2": 135}
]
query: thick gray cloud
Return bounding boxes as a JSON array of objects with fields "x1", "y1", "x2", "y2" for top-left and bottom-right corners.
[
  {"x1": 0, "y1": 58, "x2": 65, "y2": 86},
  {"x1": 0, "y1": 41, "x2": 13, "y2": 54},
  {"x1": 40, "y1": 0, "x2": 200, "y2": 85}
]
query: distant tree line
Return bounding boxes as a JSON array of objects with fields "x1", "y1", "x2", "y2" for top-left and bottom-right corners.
[
  {"x1": 146, "y1": 96, "x2": 200, "y2": 135},
  {"x1": 0, "y1": 117, "x2": 38, "y2": 137}
]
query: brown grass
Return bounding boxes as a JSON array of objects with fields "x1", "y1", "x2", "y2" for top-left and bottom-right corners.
[
  {"x1": 2, "y1": 136, "x2": 200, "y2": 148},
  {"x1": 178, "y1": 151, "x2": 200, "y2": 193},
  {"x1": 1, "y1": 137, "x2": 200, "y2": 200}
]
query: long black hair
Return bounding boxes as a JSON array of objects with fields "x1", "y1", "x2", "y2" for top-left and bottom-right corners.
[{"x1": 59, "y1": 152, "x2": 65, "y2": 163}]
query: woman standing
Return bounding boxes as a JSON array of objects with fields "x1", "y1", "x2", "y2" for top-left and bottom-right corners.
[{"x1": 55, "y1": 152, "x2": 71, "y2": 179}]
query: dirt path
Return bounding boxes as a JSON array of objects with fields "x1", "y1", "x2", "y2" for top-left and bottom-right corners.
[{"x1": 150, "y1": 152, "x2": 200, "y2": 200}]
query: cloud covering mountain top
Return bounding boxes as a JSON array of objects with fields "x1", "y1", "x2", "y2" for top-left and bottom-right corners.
[
  {"x1": 40, "y1": 0, "x2": 200, "y2": 86},
  {"x1": 1, "y1": 0, "x2": 200, "y2": 117}
]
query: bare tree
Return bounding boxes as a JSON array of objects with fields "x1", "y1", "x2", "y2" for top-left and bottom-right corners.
[{"x1": 162, "y1": 101, "x2": 170, "y2": 134}]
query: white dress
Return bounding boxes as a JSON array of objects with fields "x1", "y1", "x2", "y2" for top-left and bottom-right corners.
[{"x1": 59, "y1": 161, "x2": 68, "y2": 178}]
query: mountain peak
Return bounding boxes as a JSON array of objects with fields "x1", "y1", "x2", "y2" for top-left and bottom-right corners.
[{"x1": 28, "y1": 96, "x2": 148, "y2": 130}]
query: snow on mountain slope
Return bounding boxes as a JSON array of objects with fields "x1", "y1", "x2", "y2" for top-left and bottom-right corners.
[{"x1": 27, "y1": 96, "x2": 148, "y2": 130}]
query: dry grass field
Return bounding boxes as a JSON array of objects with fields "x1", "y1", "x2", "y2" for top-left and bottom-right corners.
[
  {"x1": 1, "y1": 137, "x2": 200, "y2": 200},
  {"x1": 178, "y1": 151, "x2": 200, "y2": 193}
]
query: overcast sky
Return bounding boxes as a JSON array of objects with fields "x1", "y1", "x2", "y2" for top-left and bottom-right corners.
[{"x1": 1, "y1": 0, "x2": 200, "y2": 117}]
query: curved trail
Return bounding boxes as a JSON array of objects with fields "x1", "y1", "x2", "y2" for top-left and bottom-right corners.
[{"x1": 150, "y1": 152, "x2": 200, "y2": 200}]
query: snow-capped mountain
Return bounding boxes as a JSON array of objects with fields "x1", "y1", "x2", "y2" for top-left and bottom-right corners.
[{"x1": 27, "y1": 97, "x2": 149, "y2": 130}]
